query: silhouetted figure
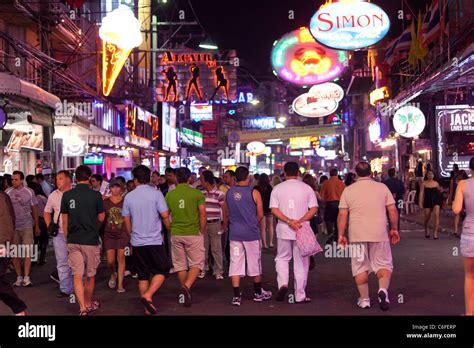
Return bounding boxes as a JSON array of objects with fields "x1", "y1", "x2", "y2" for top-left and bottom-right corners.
[
  {"x1": 210, "y1": 66, "x2": 228, "y2": 100},
  {"x1": 186, "y1": 63, "x2": 203, "y2": 100},
  {"x1": 162, "y1": 67, "x2": 178, "y2": 102}
]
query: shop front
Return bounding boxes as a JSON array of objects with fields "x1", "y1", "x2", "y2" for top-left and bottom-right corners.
[{"x1": 0, "y1": 72, "x2": 60, "y2": 175}]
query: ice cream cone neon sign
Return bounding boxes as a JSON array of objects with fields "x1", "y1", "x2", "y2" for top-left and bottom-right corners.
[{"x1": 99, "y1": 6, "x2": 142, "y2": 96}]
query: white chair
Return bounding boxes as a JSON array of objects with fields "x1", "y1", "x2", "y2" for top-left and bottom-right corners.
[{"x1": 402, "y1": 190, "x2": 416, "y2": 215}]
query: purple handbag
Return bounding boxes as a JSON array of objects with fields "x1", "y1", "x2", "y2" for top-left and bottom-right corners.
[{"x1": 296, "y1": 222, "x2": 323, "y2": 258}]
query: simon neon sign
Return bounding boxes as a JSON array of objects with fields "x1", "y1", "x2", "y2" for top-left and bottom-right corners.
[
  {"x1": 271, "y1": 27, "x2": 347, "y2": 86},
  {"x1": 310, "y1": 1, "x2": 390, "y2": 50},
  {"x1": 161, "y1": 51, "x2": 217, "y2": 68}
]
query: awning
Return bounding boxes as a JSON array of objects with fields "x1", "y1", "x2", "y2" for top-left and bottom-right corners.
[{"x1": 0, "y1": 72, "x2": 60, "y2": 109}]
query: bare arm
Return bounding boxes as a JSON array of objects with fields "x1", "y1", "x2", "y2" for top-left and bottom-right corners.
[
  {"x1": 222, "y1": 199, "x2": 229, "y2": 231},
  {"x1": 62, "y1": 213, "x2": 68, "y2": 239},
  {"x1": 271, "y1": 207, "x2": 301, "y2": 231},
  {"x1": 252, "y1": 189, "x2": 264, "y2": 227},
  {"x1": 452, "y1": 180, "x2": 465, "y2": 215},
  {"x1": 98, "y1": 212, "x2": 105, "y2": 223},
  {"x1": 123, "y1": 216, "x2": 132, "y2": 236},
  {"x1": 44, "y1": 211, "x2": 52, "y2": 228},
  {"x1": 32, "y1": 205, "x2": 40, "y2": 236},
  {"x1": 298, "y1": 206, "x2": 318, "y2": 224},
  {"x1": 199, "y1": 204, "x2": 207, "y2": 235},
  {"x1": 160, "y1": 210, "x2": 171, "y2": 231},
  {"x1": 418, "y1": 182, "x2": 424, "y2": 207},
  {"x1": 387, "y1": 204, "x2": 400, "y2": 245},
  {"x1": 337, "y1": 208, "x2": 348, "y2": 239}
]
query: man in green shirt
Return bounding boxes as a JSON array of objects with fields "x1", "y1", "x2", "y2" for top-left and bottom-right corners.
[
  {"x1": 61, "y1": 165, "x2": 105, "y2": 316},
  {"x1": 165, "y1": 167, "x2": 206, "y2": 308}
]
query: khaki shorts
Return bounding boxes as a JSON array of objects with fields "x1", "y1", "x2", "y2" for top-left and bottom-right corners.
[
  {"x1": 67, "y1": 244, "x2": 101, "y2": 277},
  {"x1": 171, "y1": 235, "x2": 205, "y2": 272},
  {"x1": 12, "y1": 228, "x2": 34, "y2": 246}
]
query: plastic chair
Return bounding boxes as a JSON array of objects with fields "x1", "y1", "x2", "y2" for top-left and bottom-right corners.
[{"x1": 402, "y1": 190, "x2": 416, "y2": 215}]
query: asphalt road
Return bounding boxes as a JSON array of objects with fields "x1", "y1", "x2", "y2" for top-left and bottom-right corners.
[{"x1": 0, "y1": 219, "x2": 465, "y2": 316}]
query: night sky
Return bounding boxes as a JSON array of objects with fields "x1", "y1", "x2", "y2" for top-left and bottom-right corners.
[{"x1": 188, "y1": 0, "x2": 432, "y2": 79}]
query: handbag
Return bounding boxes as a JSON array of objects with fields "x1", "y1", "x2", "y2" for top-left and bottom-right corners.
[
  {"x1": 47, "y1": 210, "x2": 60, "y2": 237},
  {"x1": 296, "y1": 222, "x2": 323, "y2": 258}
]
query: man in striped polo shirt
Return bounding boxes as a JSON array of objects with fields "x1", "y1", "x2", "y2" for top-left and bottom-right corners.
[{"x1": 199, "y1": 171, "x2": 225, "y2": 280}]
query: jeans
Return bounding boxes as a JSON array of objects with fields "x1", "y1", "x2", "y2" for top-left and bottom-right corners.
[
  {"x1": 52, "y1": 233, "x2": 73, "y2": 294},
  {"x1": 0, "y1": 257, "x2": 27, "y2": 314}
]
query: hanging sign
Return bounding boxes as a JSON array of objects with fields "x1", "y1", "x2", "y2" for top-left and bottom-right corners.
[
  {"x1": 271, "y1": 27, "x2": 347, "y2": 86},
  {"x1": 393, "y1": 106, "x2": 426, "y2": 138},
  {"x1": 246, "y1": 142, "x2": 266, "y2": 157},
  {"x1": 292, "y1": 82, "x2": 344, "y2": 118},
  {"x1": 310, "y1": 1, "x2": 390, "y2": 50},
  {"x1": 370, "y1": 86, "x2": 389, "y2": 106}
]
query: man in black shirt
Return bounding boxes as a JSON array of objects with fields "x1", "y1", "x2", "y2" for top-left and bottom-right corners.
[
  {"x1": 384, "y1": 168, "x2": 405, "y2": 231},
  {"x1": 61, "y1": 165, "x2": 105, "y2": 316}
]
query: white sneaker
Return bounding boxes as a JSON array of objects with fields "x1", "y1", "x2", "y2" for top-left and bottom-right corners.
[
  {"x1": 13, "y1": 276, "x2": 23, "y2": 287},
  {"x1": 253, "y1": 289, "x2": 272, "y2": 302},
  {"x1": 124, "y1": 270, "x2": 132, "y2": 277},
  {"x1": 22, "y1": 276, "x2": 33, "y2": 287},
  {"x1": 215, "y1": 274, "x2": 224, "y2": 280},
  {"x1": 357, "y1": 298, "x2": 371, "y2": 309},
  {"x1": 198, "y1": 271, "x2": 206, "y2": 279}
]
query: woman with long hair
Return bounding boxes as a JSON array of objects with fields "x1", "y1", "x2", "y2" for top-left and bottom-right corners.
[
  {"x1": 255, "y1": 173, "x2": 274, "y2": 249},
  {"x1": 419, "y1": 169, "x2": 443, "y2": 239},
  {"x1": 453, "y1": 158, "x2": 474, "y2": 315},
  {"x1": 452, "y1": 170, "x2": 469, "y2": 237}
]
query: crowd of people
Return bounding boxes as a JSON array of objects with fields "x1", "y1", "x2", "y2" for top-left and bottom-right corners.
[{"x1": 0, "y1": 157, "x2": 473, "y2": 316}]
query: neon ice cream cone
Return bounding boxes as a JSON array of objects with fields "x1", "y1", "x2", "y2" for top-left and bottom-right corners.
[
  {"x1": 102, "y1": 41, "x2": 132, "y2": 96},
  {"x1": 99, "y1": 5, "x2": 142, "y2": 96}
]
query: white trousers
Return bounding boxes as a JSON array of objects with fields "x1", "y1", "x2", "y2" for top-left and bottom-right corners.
[{"x1": 275, "y1": 239, "x2": 310, "y2": 302}]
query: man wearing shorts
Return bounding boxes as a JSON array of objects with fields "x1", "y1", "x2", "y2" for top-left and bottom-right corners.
[
  {"x1": 223, "y1": 166, "x2": 272, "y2": 306},
  {"x1": 6, "y1": 171, "x2": 40, "y2": 287},
  {"x1": 122, "y1": 165, "x2": 171, "y2": 315},
  {"x1": 337, "y1": 162, "x2": 400, "y2": 311},
  {"x1": 165, "y1": 167, "x2": 206, "y2": 308},
  {"x1": 61, "y1": 165, "x2": 105, "y2": 316}
]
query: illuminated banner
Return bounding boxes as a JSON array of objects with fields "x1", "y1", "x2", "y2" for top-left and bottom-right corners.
[
  {"x1": 271, "y1": 27, "x2": 347, "y2": 86},
  {"x1": 290, "y1": 137, "x2": 311, "y2": 149},
  {"x1": 180, "y1": 128, "x2": 203, "y2": 147},
  {"x1": 310, "y1": 1, "x2": 390, "y2": 50},
  {"x1": 436, "y1": 105, "x2": 474, "y2": 177},
  {"x1": 156, "y1": 50, "x2": 237, "y2": 102},
  {"x1": 393, "y1": 106, "x2": 426, "y2": 138},
  {"x1": 246, "y1": 142, "x2": 266, "y2": 156},
  {"x1": 190, "y1": 103, "x2": 213, "y2": 121},
  {"x1": 368, "y1": 117, "x2": 382, "y2": 143},
  {"x1": 125, "y1": 104, "x2": 159, "y2": 149},
  {"x1": 370, "y1": 86, "x2": 389, "y2": 106},
  {"x1": 229, "y1": 125, "x2": 343, "y2": 143},
  {"x1": 292, "y1": 82, "x2": 344, "y2": 118},
  {"x1": 100, "y1": 6, "x2": 143, "y2": 96},
  {"x1": 241, "y1": 117, "x2": 277, "y2": 130}
]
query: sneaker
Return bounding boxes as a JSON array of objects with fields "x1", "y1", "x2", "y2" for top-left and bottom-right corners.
[
  {"x1": 50, "y1": 271, "x2": 60, "y2": 284},
  {"x1": 378, "y1": 289, "x2": 390, "y2": 311},
  {"x1": 357, "y1": 298, "x2": 371, "y2": 309},
  {"x1": 124, "y1": 270, "x2": 132, "y2": 277},
  {"x1": 231, "y1": 296, "x2": 242, "y2": 306},
  {"x1": 22, "y1": 276, "x2": 32, "y2": 287},
  {"x1": 253, "y1": 289, "x2": 272, "y2": 302},
  {"x1": 215, "y1": 274, "x2": 224, "y2": 280},
  {"x1": 13, "y1": 276, "x2": 23, "y2": 287},
  {"x1": 198, "y1": 271, "x2": 206, "y2": 279}
]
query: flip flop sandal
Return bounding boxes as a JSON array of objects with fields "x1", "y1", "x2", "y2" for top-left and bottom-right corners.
[
  {"x1": 141, "y1": 298, "x2": 157, "y2": 315},
  {"x1": 86, "y1": 300, "x2": 101, "y2": 313}
]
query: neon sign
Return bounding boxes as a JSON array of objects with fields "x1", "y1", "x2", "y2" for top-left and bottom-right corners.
[
  {"x1": 368, "y1": 117, "x2": 382, "y2": 143},
  {"x1": 100, "y1": 6, "x2": 142, "y2": 96},
  {"x1": 271, "y1": 27, "x2": 347, "y2": 86},
  {"x1": 310, "y1": 1, "x2": 390, "y2": 50},
  {"x1": 246, "y1": 142, "x2": 266, "y2": 157},
  {"x1": 292, "y1": 82, "x2": 344, "y2": 118},
  {"x1": 393, "y1": 106, "x2": 426, "y2": 138},
  {"x1": 370, "y1": 86, "x2": 389, "y2": 106}
]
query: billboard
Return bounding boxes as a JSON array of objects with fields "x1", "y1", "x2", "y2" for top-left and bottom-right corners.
[{"x1": 190, "y1": 103, "x2": 213, "y2": 121}]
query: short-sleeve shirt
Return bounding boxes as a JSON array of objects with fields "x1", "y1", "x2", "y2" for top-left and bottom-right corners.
[
  {"x1": 122, "y1": 184, "x2": 168, "y2": 246},
  {"x1": 44, "y1": 190, "x2": 66, "y2": 233},
  {"x1": 269, "y1": 179, "x2": 318, "y2": 240},
  {"x1": 60, "y1": 183, "x2": 104, "y2": 245},
  {"x1": 5, "y1": 186, "x2": 38, "y2": 230},
  {"x1": 201, "y1": 187, "x2": 225, "y2": 220},
  {"x1": 339, "y1": 177, "x2": 395, "y2": 242},
  {"x1": 166, "y1": 183, "x2": 205, "y2": 236}
]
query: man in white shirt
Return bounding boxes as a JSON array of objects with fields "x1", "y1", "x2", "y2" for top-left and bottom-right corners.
[
  {"x1": 44, "y1": 170, "x2": 73, "y2": 298},
  {"x1": 338, "y1": 162, "x2": 400, "y2": 311},
  {"x1": 270, "y1": 162, "x2": 318, "y2": 303}
]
